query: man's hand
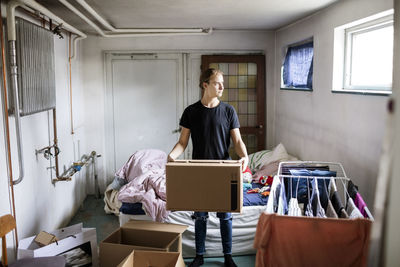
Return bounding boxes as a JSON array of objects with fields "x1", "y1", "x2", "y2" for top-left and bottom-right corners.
[
  {"x1": 167, "y1": 154, "x2": 175, "y2": 162},
  {"x1": 240, "y1": 156, "x2": 249, "y2": 171}
]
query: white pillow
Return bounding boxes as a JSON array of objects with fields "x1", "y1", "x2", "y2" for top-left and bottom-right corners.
[
  {"x1": 248, "y1": 150, "x2": 271, "y2": 171},
  {"x1": 267, "y1": 143, "x2": 290, "y2": 164},
  {"x1": 249, "y1": 143, "x2": 290, "y2": 171}
]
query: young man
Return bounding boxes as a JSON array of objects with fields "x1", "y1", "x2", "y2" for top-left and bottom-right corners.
[{"x1": 168, "y1": 68, "x2": 248, "y2": 267}]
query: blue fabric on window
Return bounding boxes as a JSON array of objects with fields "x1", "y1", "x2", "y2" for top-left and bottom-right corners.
[{"x1": 283, "y1": 41, "x2": 313, "y2": 89}]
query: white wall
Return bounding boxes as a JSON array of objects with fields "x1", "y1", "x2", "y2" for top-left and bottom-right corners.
[
  {"x1": 0, "y1": 7, "x2": 89, "y2": 258},
  {"x1": 80, "y1": 30, "x2": 276, "y2": 191},
  {"x1": 384, "y1": 0, "x2": 400, "y2": 264},
  {"x1": 272, "y1": 0, "x2": 393, "y2": 208}
]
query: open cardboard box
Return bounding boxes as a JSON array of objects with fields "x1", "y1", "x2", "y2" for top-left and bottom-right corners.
[
  {"x1": 166, "y1": 160, "x2": 243, "y2": 212},
  {"x1": 18, "y1": 223, "x2": 98, "y2": 266},
  {"x1": 117, "y1": 250, "x2": 184, "y2": 267},
  {"x1": 100, "y1": 220, "x2": 187, "y2": 267}
]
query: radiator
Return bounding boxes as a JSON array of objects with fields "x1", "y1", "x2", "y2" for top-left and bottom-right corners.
[{"x1": 10, "y1": 18, "x2": 56, "y2": 116}]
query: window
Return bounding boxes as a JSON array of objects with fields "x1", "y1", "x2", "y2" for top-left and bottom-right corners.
[
  {"x1": 281, "y1": 40, "x2": 313, "y2": 90},
  {"x1": 333, "y1": 10, "x2": 393, "y2": 95}
]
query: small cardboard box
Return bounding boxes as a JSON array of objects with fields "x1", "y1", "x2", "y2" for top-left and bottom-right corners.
[
  {"x1": 18, "y1": 223, "x2": 98, "y2": 266},
  {"x1": 34, "y1": 231, "x2": 58, "y2": 247},
  {"x1": 99, "y1": 220, "x2": 188, "y2": 267},
  {"x1": 166, "y1": 160, "x2": 243, "y2": 212},
  {"x1": 117, "y1": 250, "x2": 184, "y2": 267}
]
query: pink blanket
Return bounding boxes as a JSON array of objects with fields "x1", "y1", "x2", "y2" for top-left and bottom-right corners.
[{"x1": 117, "y1": 149, "x2": 169, "y2": 222}]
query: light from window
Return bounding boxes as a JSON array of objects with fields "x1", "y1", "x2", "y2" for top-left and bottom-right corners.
[
  {"x1": 344, "y1": 15, "x2": 393, "y2": 92},
  {"x1": 281, "y1": 40, "x2": 313, "y2": 90}
]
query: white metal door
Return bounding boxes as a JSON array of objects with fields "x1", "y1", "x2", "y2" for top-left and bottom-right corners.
[{"x1": 105, "y1": 53, "x2": 183, "y2": 176}]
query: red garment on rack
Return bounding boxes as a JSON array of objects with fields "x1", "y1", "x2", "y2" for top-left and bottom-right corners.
[{"x1": 253, "y1": 213, "x2": 372, "y2": 267}]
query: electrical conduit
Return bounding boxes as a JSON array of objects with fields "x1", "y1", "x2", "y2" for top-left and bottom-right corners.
[
  {"x1": 76, "y1": 0, "x2": 209, "y2": 34},
  {"x1": 58, "y1": 0, "x2": 213, "y2": 37}
]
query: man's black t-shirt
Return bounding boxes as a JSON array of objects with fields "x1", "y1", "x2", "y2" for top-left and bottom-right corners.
[{"x1": 179, "y1": 101, "x2": 240, "y2": 160}]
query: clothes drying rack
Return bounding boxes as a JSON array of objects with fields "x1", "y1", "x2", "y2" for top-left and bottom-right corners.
[{"x1": 276, "y1": 161, "x2": 373, "y2": 220}]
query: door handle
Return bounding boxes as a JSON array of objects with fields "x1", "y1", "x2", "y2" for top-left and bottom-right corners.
[{"x1": 255, "y1": 125, "x2": 263, "y2": 129}]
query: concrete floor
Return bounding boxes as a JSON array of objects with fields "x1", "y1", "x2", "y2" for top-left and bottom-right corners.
[{"x1": 69, "y1": 195, "x2": 256, "y2": 266}]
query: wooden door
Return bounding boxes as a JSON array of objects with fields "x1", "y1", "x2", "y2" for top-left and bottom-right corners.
[{"x1": 201, "y1": 55, "x2": 266, "y2": 157}]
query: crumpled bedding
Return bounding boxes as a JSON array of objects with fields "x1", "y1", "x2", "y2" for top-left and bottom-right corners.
[
  {"x1": 104, "y1": 183, "x2": 122, "y2": 215},
  {"x1": 117, "y1": 149, "x2": 169, "y2": 222}
]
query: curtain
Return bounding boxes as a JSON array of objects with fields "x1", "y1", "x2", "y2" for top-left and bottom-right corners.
[{"x1": 282, "y1": 41, "x2": 313, "y2": 89}]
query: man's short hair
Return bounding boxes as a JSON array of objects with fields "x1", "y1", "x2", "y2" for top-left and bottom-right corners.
[{"x1": 199, "y1": 68, "x2": 223, "y2": 90}]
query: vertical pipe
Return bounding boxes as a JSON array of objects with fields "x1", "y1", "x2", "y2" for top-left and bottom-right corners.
[
  {"x1": 9, "y1": 40, "x2": 24, "y2": 185},
  {"x1": 0, "y1": 0, "x2": 18, "y2": 247},
  {"x1": 92, "y1": 151, "x2": 100, "y2": 199},
  {"x1": 53, "y1": 108, "x2": 59, "y2": 177},
  {"x1": 69, "y1": 32, "x2": 74, "y2": 134},
  {"x1": 7, "y1": 0, "x2": 24, "y2": 185}
]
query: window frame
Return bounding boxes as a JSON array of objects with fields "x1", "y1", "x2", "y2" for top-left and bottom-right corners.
[{"x1": 342, "y1": 14, "x2": 393, "y2": 93}]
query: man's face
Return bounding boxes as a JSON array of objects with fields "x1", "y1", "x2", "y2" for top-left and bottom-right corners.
[{"x1": 204, "y1": 73, "x2": 224, "y2": 98}]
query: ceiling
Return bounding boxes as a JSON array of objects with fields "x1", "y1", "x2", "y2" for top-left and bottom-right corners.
[{"x1": 34, "y1": 0, "x2": 339, "y2": 35}]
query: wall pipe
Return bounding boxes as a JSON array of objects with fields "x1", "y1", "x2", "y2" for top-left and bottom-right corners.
[
  {"x1": 52, "y1": 108, "x2": 60, "y2": 178},
  {"x1": 5, "y1": 0, "x2": 87, "y2": 186},
  {"x1": 8, "y1": 0, "x2": 87, "y2": 59},
  {"x1": 6, "y1": 1, "x2": 24, "y2": 185},
  {"x1": 0, "y1": 0, "x2": 19, "y2": 248},
  {"x1": 76, "y1": 0, "x2": 207, "y2": 34},
  {"x1": 68, "y1": 33, "x2": 74, "y2": 134},
  {"x1": 53, "y1": 151, "x2": 100, "y2": 187},
  {"x1": 58, "y1": 0, "x2": 213, "y2": 37}
]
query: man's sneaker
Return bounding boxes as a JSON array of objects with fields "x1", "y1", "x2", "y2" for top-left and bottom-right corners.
[
  {"x1": 224, "y1": 254, "x2": 237, "y2": 267},
  {"x1": 188, "y1": 254, "x2": 204, "y2": 267}
]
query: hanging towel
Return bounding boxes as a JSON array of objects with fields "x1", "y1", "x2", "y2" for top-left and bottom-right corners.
[
  {"x1": 329, "y1": 178, "x2": 337, "y2": 199},
  {"x1": 266, "y1": 175, "x2": 281, "y2": 213},
  {"x1": 354, "y1": 193, "x2": 369, "y2": 218},
  {"x1": 254, "y1": 213, "x2": 372, "y2": 267},
  {"x1": 325, "y1": 199, "x2": 338, "y2": 218},
  {"x1": 277, "y1": 178, "x2": 288, "y2": 215},
  {"x1": 331, "y1": 191, "x2": 349, "y2": 219},
  {"x1": 347, "y1": 180, "x2": 359, "y2": 199},
  {"x1": 310, "y1": 178, "x2": 326, "y2": 218},
  {"x1": 346, "y1": 197, "x2": 364, "y2": 219},
  {"x1": 288, "y1": 198, "x2": 302, "y2": 216}
]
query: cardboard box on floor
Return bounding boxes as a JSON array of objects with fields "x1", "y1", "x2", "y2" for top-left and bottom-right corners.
[
  {"x1": 99, "y1": 220, "x2": 187, "y2": 267},
  {"x1": 166, "y1": 160, "x2": 243, "y2": 212},
  {"x1": 117, "y1": 250, "x2": 183, "y2": 267},
  {"x1": 18, "y1": 223, "x2": 98, "y2": 266}
]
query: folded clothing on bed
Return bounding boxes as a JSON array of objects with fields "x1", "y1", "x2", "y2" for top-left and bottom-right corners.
[{"x1": 119, "y1": 202, "x2": 146, "y2": 215}]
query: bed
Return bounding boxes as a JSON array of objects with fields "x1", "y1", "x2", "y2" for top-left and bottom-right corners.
[{"x1": 104, "y1": 144, "x2": 297, "y2": 257}]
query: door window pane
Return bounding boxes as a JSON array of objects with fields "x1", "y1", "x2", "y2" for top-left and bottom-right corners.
[{"x1": 209, "y1": 63, "x2": 258, "y2": 127}]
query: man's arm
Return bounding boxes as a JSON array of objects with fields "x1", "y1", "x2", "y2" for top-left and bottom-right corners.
[
  {"x1": 168, "y1": 127, "x2": 190, "y2": 161},
  {"x1": 230, "y1": 128, "x2": 248, "y2": 170}
]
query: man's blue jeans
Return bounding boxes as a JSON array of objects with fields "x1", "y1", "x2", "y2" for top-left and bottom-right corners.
[{"x1": 192, "y1": 212, "x2": 233, "y2": 255}]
